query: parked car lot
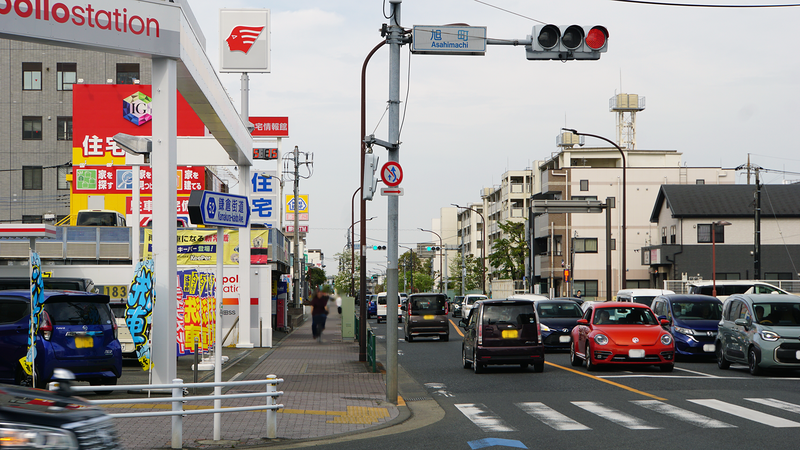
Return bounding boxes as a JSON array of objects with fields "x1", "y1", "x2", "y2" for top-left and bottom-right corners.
[
  {"x1": 460, "y1": 299, "x2": 545, "y2": 373},
  {"x1": 0, "y1": 290, "x2": 122, "y2": 389},
  {"x1": 570, "y1": 301, "x2": 675, "y2": 372},
  {"x1": 650, "y1": 294, "x2": 722, "y2": 358},
  {"x1": 716, "y1": 293, "x2": 800, "y2": 375}
]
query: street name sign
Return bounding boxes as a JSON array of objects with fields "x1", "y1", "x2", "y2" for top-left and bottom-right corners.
[
  {"x1": 412, "y1": 25, "x2": 487, "y2": 56},
  {"x1": 188, "y1": 190, "x2": 250, "y2": 227}
]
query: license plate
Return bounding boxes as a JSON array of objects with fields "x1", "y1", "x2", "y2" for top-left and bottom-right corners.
[
  {"x1": 74, "y1": 336, "x2": 94, "y2": 348},
  {"x1": 628, "y1": 349, "x2": 645, "y2": 358},
  {"x1": 703, "y1": 344, "x2": 716, "y2": 353},
  {"x1": 559, "y1": 335, "x2": 571, "y2": 343},
  {"x1": 424, "y1": 315, "x2": 435, "y2": 320},
  {"x1": 501, "y1": 329, "x2": 519, "y2": 339}
]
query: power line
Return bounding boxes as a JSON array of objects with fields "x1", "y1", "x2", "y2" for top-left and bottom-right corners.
[{"x1": 611, "y1": 0, "x2": 800, "y2": 7}]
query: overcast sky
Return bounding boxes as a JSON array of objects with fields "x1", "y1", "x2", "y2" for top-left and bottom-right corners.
[{"x1": 186, "y1": 0, "x2": 800, "y2": 275}]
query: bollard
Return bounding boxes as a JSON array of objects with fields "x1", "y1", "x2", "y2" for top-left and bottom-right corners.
[
  {"x1": 266, "y1": 374, "x2": 277, "y2": 438},
  {"x1": 171, "y1": 378, "x2": 183, "y2": 449},
  {"x1": 193, "y1": 339, "x2": 199, "y2": 395}
]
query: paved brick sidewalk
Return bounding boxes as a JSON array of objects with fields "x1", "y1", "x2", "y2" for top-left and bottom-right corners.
[{"x1": 110, "y1": 310, "x2": 398, "y2": 449}]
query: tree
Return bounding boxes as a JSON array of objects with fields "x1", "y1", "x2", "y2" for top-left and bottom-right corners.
[
  {"x1": 488, "y1": 221, "x2": 529, "y2": 281},
  {"x1": 333, "y1": 250, "x2": 360, "y2": 296},
  {"x1": 306, "y1": 266, "x2": 327, "y2": 290},
  {"x1": 449, "y1": 253, "x2": 482, "y2": 293}
]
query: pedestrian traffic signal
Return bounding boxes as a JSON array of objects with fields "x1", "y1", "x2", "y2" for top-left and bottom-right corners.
[
  {"x1": 563, "y1": 269, "x2": 570, "y2": 280},
  {"x1": 363, "y1": 152, "x2": 379, "y2": 201},
  {"x1": 526, "y1": 25, "x2": 608, "y2": 61},
  {"x1": 372, "y1": 245, "x2": 387, "y2": 250}
]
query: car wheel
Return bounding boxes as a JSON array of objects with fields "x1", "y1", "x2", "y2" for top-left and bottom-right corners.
[
  {"x1": 404, "y1": 332, "x2": 409, "y2": 342},
  {"x1": 520, "y1": 363, "x2": 529, "y2": 369},
  {"x1": 473, "y1": 350, "x2": 483, "y2": 374},
  {"x1": 748, "y1": 347, "x2": 762, "y2": 376},
  {"x1": 716, "y1": 341, "x2": 730, "y2": 370},
  {"x1": 660, "y1": 363, "x2": 674, "y2": 372},
  {"x1": 533, "y1": 361, "x2": 544, "y2": 373},
  {"x1": 585, "y1": 344, "x2": 597, "y2": 372},
  {"x1": 442, "y1": 334, "x2": 449, "y2": 342},
  {"x1": 570, "y1": 340, "x2": 583, "y2": 367},
  {"x1": 407, "y1": 333, "x2": 413, "y2": 342}
]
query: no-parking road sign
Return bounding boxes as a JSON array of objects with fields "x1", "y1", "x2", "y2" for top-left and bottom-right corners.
[{"x1": 381, "y1": 161, "x2": 403, "y2": 187}]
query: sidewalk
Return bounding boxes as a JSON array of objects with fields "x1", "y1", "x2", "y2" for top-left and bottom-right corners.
[{"x1": 109, "y1": 311, "x2": 402, "y2": 449}]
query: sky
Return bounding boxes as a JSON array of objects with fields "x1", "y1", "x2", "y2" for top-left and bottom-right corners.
[{"x1": 184, "y1": 0, "x2": 800, "y2": 276}]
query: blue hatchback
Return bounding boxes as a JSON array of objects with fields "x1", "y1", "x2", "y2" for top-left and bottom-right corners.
[
  {"x1": 0, "y1": 290, "x2": 122, "y2": 388},
  {"x1": 367, "y1": 295, "x2": 377, "y2": 319},
  {"x1": 650, "y1": 294, "x2": 723, "y2": 357}
]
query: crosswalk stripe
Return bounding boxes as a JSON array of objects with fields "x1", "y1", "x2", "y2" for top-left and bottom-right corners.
[
  {"x1": 572, "y1": 401, "x2": 661, "y2": 430},
  {"x1": 688, "y1": 399, "x2": 800, "y2": 428},
  {"x1": 745, "y1": 398, "x2": 800, "y2": 415},
  {"x1": 456, "y1": 403, "x2": 516, "y2": 432},
  {"x1": 631, "y1": 400, "x2": 736, "y2": 428},
  {"x1": 516, "y1": 402, "x2": 591, "y2": 431}
]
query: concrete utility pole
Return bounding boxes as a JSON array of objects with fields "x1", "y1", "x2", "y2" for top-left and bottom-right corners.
[
  {"x1": 385, "y1": 0, "x2": 403, "y2": 404},
  {"x1": 293, "y1": 145, "x2": 301, "y2": 307}
]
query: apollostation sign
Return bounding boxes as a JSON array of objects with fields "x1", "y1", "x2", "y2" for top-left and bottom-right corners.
[{"x1": 0, "y1": 0, "x2": 181, "y2": 58}]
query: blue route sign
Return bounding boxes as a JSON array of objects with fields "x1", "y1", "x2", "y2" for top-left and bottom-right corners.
[{"x1": 188, "y1": 190, "x2": 250, "y2": 228}]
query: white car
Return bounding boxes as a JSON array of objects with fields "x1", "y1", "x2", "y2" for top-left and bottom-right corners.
[
  {"x1": 460, "y1": 294, "x2": 488, "y2": 319},
  {"x1": 376, "y1": 292, "x2": 403, "y2": 323}
]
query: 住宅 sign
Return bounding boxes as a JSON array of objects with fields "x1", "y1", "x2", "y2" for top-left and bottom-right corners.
[
  {"x1": 250, "y1": 116, "x2": 288, "y2": 137},
  {"x1": 220, "y1": 9, "x2": 270, "y2": 73},
  {"x1": 249, "y1": 171, "x2": 279, "y2": 229},
  {"x1": 412, "y1": 25, "x2": 487, "y2": 56}
]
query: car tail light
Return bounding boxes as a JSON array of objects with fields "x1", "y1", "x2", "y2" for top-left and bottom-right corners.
[
  {"x1": 477, "y1": 321, "x2": 483, "y2": 345},
  {"x1": 112, "y1": 317, "x2": 118, "y2": 340},
  {"x1": 537, "y1": 322, "x2": 542, "y2": 344},
  {"x1": 39, "y1": 311, "x2": 53, "y2": 341}
]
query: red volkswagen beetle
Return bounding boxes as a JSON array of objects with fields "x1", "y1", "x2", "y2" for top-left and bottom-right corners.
[{"x1": 570, "y1": 302, "x2": 675, "y2": 372}]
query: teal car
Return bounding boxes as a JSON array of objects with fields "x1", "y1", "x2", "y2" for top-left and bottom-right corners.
[{"x1": 716, "y1": 293, "x2": 800, "y2": 375}]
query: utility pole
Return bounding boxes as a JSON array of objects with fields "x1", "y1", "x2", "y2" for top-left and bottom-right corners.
[
  {"x1": 754, "y1": 168, "x2": 761, "y2": 280},
  {"x1": 293, "y1": 145, "x2": 301, "y2": 307}
]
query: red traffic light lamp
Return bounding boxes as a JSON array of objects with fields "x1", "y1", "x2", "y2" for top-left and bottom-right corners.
[{"x1": 526, "y1": 24, "x2": 608, "y2": 61}]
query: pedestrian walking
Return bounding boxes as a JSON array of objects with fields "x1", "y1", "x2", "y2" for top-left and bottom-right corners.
[{"x1": 311, "y1": 288, "x2": 329, "y2": 343}]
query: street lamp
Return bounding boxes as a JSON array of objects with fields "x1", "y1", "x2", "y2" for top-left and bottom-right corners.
[
  {"x1": 562, "y1": 128, "x2": 627, "y2": 289},
  {"x1": 348, "y1": 216, "x2": 376, "y2": 296},
  {"x1": 452, "y1": 203, "x2": 486, "y2": 295},
  {"x1": 419, "y1": 228, "x2": 443, "y2": 293},
  {"x1": 712, "y1": 221, "x2": 732, "y2": 297}
]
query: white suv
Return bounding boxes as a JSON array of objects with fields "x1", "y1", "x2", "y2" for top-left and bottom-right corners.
[{"x1": 460, "y1": 294, "x2": 488, "y2": 319}]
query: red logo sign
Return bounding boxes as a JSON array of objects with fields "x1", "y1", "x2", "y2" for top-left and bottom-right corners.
[
  {"x1": 226, "y1": 26, "x2": 264, "y2": 54},
  {"x1": 250, "y1": 117, "x2": 289, "y2": 137}
]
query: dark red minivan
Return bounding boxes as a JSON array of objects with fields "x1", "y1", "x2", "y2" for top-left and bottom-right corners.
[{"x1": 460, "y1": 299, "x2": 545, "y2": 373}]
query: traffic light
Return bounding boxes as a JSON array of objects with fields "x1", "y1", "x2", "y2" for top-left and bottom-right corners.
[
  {"x1": 372, "y1": 245, "x2": 387, "y2": 250},
  {"x1": 363, "y1": 152, "x2": 379, "y2": 201},
  {"x1": 526, "y1": 24, "x2": 608, "y2": 61},
  {"x1": 426, "y1": 246, "x2": 441, "y2": 251},
  {"x1": 563, "y1": 269, "x2": 571, "y2": 280}
]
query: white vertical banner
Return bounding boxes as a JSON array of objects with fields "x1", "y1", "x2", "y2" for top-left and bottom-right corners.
[{"x1": 250, "y1": 170, "x2": 279, "y2": 228}]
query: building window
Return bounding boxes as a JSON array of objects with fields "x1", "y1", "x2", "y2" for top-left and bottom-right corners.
[
  {"x1": 610, "y1": 239, "x2": 616, "y2": 251},
  {"x1": 716, "y1": 273, "x2": 740, "y2": 281},
  {"x1": 56, "y1": 117, "x2": 73, "y2": 141},
  {"x1": 22, "y1": 215, "x2": 43, "y2": 224},
  {"x1": 23, "y1": 62, "x2": 42, "y2": 90},
  {"x1": 661, "y1": 227, "x2": 667, "y2": 244},
  {"x1": 670, "y1": 225, "x2": 677, "y2": 244},
  {"x1": 698, "y1": 223, "x2": 725, "y2": 243},
  {"x1": 765, "y1": 273, "x2": 793, "y2": 280},
  {"x1": 572, "y1": 195, "x2": 597, "y2": 201},
  {"x1": 57, "y1": 166, "x2": 71, "y2": 190},
  {"x1": 56, "y1": 63, "x2": 77, "y2": 91},
  {"x1": 116, "y1": 63, "x2": 140, "y2": 84},
  {"x1": 574, "y1": 238, "x2": 598, "y2": 253},
  {"x1": 573, "y1": 280, "x2": 598, "y2": 298},
  {"x1": 580, "y1": 180, "x2": 589, "y2": 191},
  {"x1": 625, "y1": 280, "x2": 651, "y2": 289},
  {"x1": 23, "y1": 166, "x2": 43, "y2": 190},
  {"x1": 696, "y1": 179, "x2": 705, "y2": 185},
  {"x1": 23, "y1": 117, "x2": 43, "y2": 140}
]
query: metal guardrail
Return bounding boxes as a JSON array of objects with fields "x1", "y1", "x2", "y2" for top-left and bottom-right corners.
[{"x1": 71, "y1": 376, "x2": 283, "y2": 448}]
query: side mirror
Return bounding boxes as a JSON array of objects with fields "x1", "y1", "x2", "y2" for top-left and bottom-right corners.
[
  {"x1": 400, "y1": 305, "x2": 406, "y2": 311},
  {"x1": 577, "y1": 319, "x2": 588, "y2": 325},
  {"x1": 459, "y1": 318, "x2": 468, "y2": 328},
  {"x1": 734, "y1": 318, "x2": 749, "y2": 327},
  {"x1": 660, "y1": 318, "x2": 670, "y2": 327}
]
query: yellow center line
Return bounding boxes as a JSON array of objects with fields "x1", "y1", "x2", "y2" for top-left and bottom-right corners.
[
  {"x1": 450, "y1": 319, "x2": 464, "y2": 337},
  {"x1": 545, "y1": 361, "x2": 667, "y2": 401}
]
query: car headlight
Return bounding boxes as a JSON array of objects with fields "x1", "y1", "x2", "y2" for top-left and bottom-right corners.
[
  {"x1": 594, "y1": 334, "x2": 609, "y2": 345},
  {"x1": 0, "y1": 423, "x2": 78, "y2": 450},
  {"x1": 661, "y1": 334, "x2": 673, "y2": 345},
  {"x1": 673, "y1": 326, "x2": 694, "y2": 336},
  {"x1": 759, "y1": 330, "x2": 780, "y2": 342},
  {"x1": 540, "y1": 323, "x2": 551, "y2": 332}
]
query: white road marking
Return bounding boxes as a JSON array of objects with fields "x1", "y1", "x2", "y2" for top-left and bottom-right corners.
[
  {"x1": 572, "y1": 401, "x2": 661, "y2": 430},
  {"x1": 517, "y1": 402, "x2": 591, "y2": 431},
  {"x1": 745, "y1": 398, "x2": 800, "y2": 415},
  {"x1": 456, "y1": 403, "x2": 516, "y2": 432},
  {"x1": 674, "y1": 366, "x2": 720, "y2": 377},
  {"x1": 688, "y1": 399, "x2": 800, "y2": 428},
  {"x1": 631, "y1": 400, "x2": 735, "y2": 428}
]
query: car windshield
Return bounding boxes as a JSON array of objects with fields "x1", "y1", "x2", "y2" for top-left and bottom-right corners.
[
  {"x1": 631, "y1": 295, "x2": 656, "y2": 305},
  {"x1": 593, "y1": 307, "x2": 658, "y2": 325},
  {"x1": 409, "y1": 296, "x2": 446, "y2": 314},
  {"x1": 45, "y1": 301, "x2": 113, "y2": 326},
  {"x1": 466, "y1": 295, "x2": 487, "y2": 305},
  {"x1": 482, "y1": 303, "x2": 536, "y2": 326},
  {"x1": 671, "y1": 302, "x2": 722, "y2": 320},
  {"x1": 537, "y1": 302, "x2": 582, "y2": 318},
  {"x1": 753, "y1": 303, "x2": 800, "y2": 326}
]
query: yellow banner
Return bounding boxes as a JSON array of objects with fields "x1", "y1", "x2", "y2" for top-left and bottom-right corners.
[{"x1": 142, "y1": 229, "x2": 270, "y2": 265}]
